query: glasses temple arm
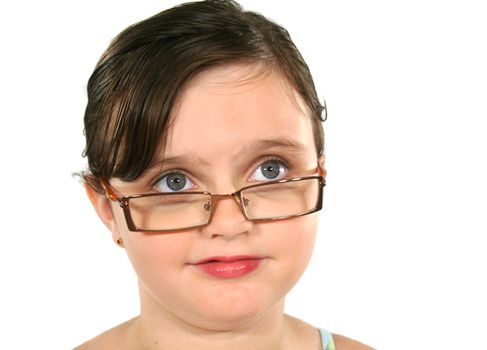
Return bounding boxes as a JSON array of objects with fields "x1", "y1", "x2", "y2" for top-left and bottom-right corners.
[{"x1": 100, "y1": 178, "x2": 121, "y2": 202}]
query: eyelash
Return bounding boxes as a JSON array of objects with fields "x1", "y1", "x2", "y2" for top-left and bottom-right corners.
[{"x1": 260, "y1": 156, "x2": 291, "y2": 168}]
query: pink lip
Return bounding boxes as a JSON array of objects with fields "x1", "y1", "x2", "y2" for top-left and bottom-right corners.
[{"x1": 191, "y1": 256, "x2": 265, "y2": 279}]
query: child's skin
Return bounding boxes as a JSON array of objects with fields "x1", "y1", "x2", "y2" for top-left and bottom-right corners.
[{"x1": 81, "y1": 63, "x2": 371, "y2": 350}]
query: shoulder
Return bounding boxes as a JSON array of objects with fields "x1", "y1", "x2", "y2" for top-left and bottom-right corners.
[
  {"x1": 332, "y1": 333, "x2": 375, "y2": 350},
  {"x1": 73, "y1": 318, "x2": 136, "y2": 350}
]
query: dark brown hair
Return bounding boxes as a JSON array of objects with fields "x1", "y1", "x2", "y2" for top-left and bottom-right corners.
[{"x1": 83, "y1": 0, "x2": 326, "y2": 192}]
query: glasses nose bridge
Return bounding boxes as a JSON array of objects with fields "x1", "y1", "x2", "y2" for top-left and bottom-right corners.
[{"x1": 209, "y1": 192, "x2": 247, "y2": 218}]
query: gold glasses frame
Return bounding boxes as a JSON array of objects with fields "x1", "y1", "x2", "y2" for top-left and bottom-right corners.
[{"x1": 100, "y1": 175, "x2": 326, "y2": 233}]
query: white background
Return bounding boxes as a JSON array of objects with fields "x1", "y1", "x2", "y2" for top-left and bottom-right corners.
[{"x1": 1, "y1": 1, "x2": 486, "y2": 349}]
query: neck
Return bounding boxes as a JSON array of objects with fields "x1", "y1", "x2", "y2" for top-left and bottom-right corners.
[{"x1": 131, "y1": 287, "x2": 298, "y2": 350}]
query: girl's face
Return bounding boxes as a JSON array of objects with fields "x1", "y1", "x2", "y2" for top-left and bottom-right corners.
[{"x1": 98, "y1": 63, "x2": 324, "y2": 331}]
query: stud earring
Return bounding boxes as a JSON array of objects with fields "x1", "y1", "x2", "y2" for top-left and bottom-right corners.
[{"x1": 116, "y1": 238, "x2": 124, "y2": 247}]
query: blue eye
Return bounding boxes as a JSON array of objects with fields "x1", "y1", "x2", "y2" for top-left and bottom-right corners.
[
  {"x1": 154, "y1": 172, "x2": 195, "y2": 192},
  {"x1": 250, "y1": 159, "x2": 287, "y2": 182}
]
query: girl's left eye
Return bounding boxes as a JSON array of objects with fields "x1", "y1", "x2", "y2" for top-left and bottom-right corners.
[
  {"x1": 250, "y1": 159, "x2": 288, "y2": 182},
  {"x1": 153, "y1": 172, "x2": 195, "y2": 192}
]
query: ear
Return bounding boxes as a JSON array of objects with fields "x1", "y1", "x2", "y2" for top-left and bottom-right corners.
[
  {"x1": 318, "y1": 155, "x2": 327, "y2": 177},
  {"x1": 84, "y1": 183, "x2": 122, "y2": 243}
]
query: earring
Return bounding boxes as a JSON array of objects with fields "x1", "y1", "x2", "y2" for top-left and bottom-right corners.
[{"x1": 116, "y1": 238, "x2": 124, "y2": 247}]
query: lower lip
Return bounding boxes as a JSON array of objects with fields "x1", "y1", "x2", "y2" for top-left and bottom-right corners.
[{"x1": 194, "y1": 258, "x2": 264, "y2": 279}]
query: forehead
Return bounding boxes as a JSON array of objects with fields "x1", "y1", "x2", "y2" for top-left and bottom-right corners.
[{"x1": 163, "y1": 63, "x2": 315, "y2": 161}]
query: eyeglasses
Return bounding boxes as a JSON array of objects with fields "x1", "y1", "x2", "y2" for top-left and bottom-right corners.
[{"x1": 100, "y1": 175, "x2": 326, "y2": 232}]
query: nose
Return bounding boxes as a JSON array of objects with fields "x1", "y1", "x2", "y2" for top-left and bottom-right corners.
[{"x1": 199, "y1": 194, "x2": 253, "y2": 239}]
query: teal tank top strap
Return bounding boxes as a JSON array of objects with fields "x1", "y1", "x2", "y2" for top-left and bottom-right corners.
[{"x1": 318, "y1": 328, "x2": 336, "y2": 350}]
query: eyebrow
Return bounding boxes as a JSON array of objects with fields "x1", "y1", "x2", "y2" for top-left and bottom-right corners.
[
  {"x1": 148, "y1": 153, "x2": 210, "y2": 171},
  {"x1": 239, "y1": 138, "x2": 308, "y2": 156},
  {"x1": 148, "y1": 138, "x2": 308, "y2": 170}
]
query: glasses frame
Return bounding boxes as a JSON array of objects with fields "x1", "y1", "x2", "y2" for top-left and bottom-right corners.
[{"x1": 100, "y1": 175, "x2": 326, "y2": 233}]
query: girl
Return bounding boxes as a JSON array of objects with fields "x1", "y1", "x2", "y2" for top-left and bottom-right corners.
[{"x1": 78, "y1": 1, "x2": 373, "y2": 349}]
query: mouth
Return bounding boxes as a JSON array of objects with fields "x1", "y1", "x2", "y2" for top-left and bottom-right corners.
[{"x1": 190, "y1": 255, "x2": 266, "y2": 279}]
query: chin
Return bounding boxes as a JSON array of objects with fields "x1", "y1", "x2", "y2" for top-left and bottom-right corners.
[
  {"x1": 190, "y1": 284, "x2": 285, "y2": 331},
  {"x1": 196, "y1": 303, "x2": 275, "y2": 331}
]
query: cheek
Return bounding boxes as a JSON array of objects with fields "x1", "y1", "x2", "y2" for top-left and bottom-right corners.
[
  {"x1": 111, "y1": 207, "x2": 190, "y2": 275},
  {"x1": 123, "y1": 234, "x2": 191, "y2": 280},
  {"x1": 266, "y1": 214, "x2": 318, "y2": 283},
  {"x1": 277, "y1": 214, "x2": 317, "y2": 254}
]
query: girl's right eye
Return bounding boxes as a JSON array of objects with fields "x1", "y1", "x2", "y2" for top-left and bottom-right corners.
[{"x1": 153, "y1": 172, "x2": 195, "y2": 193}]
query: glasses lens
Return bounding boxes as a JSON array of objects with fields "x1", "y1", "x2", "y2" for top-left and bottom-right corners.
[
  {"x1": 128, "y1": 193, "x2": 210, "y2": 231},
  {"x1": 241, "y1": 178, "x2": 321, "y2": 220}
]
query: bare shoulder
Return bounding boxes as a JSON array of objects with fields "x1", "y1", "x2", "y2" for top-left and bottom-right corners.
[
  {"x1": 284, "y1": 314, "x2": 329, "y2": 349},
  {"x1": 73, "y1": 318, "x2": 137, "y2": 350},
  {"x1": 333, "y1": 333, "x2": 375, "y2": 350},
  {"x1": 283, "y1": 314, "x2": 374, "y2": 350}
]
